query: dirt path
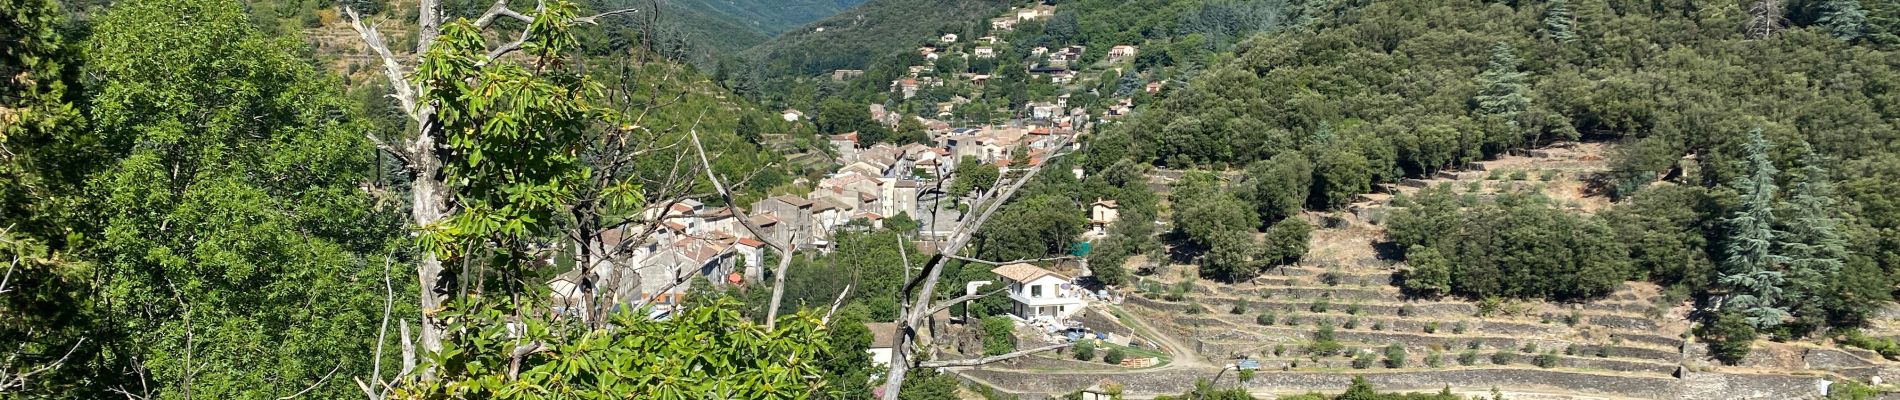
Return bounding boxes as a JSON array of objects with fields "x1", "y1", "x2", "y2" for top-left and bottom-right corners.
[{"x1": 1107, "y1": 304, "x2": 1210, "y2": 369}]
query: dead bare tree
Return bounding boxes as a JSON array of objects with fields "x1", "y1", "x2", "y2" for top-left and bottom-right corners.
[
  {"x1": 1746, "y1": 0, "x2": 1786, "y2": 39},
  {"x1": 342, "y1": 0, "x2": 645, "y2": 384},
  {"x1": 879, "y1": 139, "x2": 1074, "y2": 399}
]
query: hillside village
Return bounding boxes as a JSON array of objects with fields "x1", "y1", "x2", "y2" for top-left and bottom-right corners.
[{"x1": 545, "y1": 1, "x2": 1900, "y2": 398}]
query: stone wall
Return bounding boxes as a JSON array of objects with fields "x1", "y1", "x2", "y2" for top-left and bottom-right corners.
[{"x1": 952, "y1": 367, "x2": 1826, "y2": 399}]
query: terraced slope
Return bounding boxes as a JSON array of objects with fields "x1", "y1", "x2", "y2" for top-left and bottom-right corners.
[{"x1": 948, "y1": 143, "x2": 1900, "y2": 399}]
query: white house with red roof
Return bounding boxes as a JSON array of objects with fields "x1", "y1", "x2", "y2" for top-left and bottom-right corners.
[{"x1": 992, "y1": 263, "x2": 1086, "y2": 323}]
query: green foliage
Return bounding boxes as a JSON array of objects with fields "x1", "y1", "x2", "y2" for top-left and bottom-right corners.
[
  {"x1": 1308, "y1": 323, "x2": 1344, "y2": 357},
  {"x1": 973, "y1": 194, "x2": 1087, "y2": 262},
  {"x1": 1532, "y1": 351, "x2": 1560, "y2": 368},
  {"x1": 420, "y1": 5, "x2": 614, "y2": 264},
  {"x1": 1154, "y1": 379, "x2": 1258, "y2": 400},
  {"x1": 1700, "y1": 311, "x2": 1759, "y2": 365},
  {"x1": 1489, "y1": 351, "x2": 1516, "y2": 365},
  {"x1": 1104, "y1": 348, "x2": 1126, "y2": 365},
  {"x1": 952, "y1": 156, "x2": 1002, "y2": 196},
  {"x1": 82, "y1": 0, "x2": 403, "y2": 396},
  {"x1": 1390, "y1": 190, "x2": 1629, "y2": 301},
  {"x1": 1239, "y1": 153, "x2": 1314, "y2": 223},
  {"x1": 981, "y1": 315, "x2": 1017, "y2": 356},
  {"x1": 1351, "y1": 351, "x2": 1377, "y2": 369},
  {"x1": 1836, "y1": 328, "x2": 1900, "y2": 360},
  {"x1": 1257, "y1": 313, "x2": 1276, "y2": 326},
  {"x1": 1261, "y1": 216, "x2": 1312, "y2": 266},
  {"x1": 403, "y1": 297, "x2": 832, "y2": 399},
  {"x1": 1720, "y1": 129, "x2": 1792, "y2": 330},
  {"x1": 1399, "y1": 245, "x2": 1452, "y2": 298},
  {"x1": 1826, "y1": 377, "x2": 1882, "y2": 400},
  {"x1": 1602, "y1": 185, "x2": 1715, "y2": 288},
  {"x1": 1457, "y1": 350, "x2": 1479, "y2": 366},
  {"x1": 1072, "y1": 340, "x2": 1096, "y2": 361},
  {"x1": 1382, "y1": 344, "x2": 1406, "y2": 368},
  {"x1": 899, "y1": 367, "x2": 965, "y2": 400}
]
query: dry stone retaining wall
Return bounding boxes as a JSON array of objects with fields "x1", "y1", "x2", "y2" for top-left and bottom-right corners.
[{"x1": 952, "y1": 367, "x2": 1825, "y2": 399}]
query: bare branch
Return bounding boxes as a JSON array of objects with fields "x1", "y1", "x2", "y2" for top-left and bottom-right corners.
[
  {"x1": 763, "y1": 237, "x2": 797, "y2": 331},
  {"x1": 925, "y1": 287, "x2": 1007, "y2": 317},
  {"x1": 944, "y1": 255, "x2": 1074, "y2": 266},
  {"x1": 343, "y1": 7, "x2": 420, "y2": 123},
  {"x1": 821, "y1": 284, "x2": 853, "y2": 325},
  {"x1": 276, "y1": 361, "x2": 343, "y2": 400},
  {"x1": 685, "y1": 115, "x2": 783, "y2": 251},
  {"x1": 0, "y1": 338, "x2": 85, "y2": 392},
  {"x1": 472, "y1": 0, "x2": 531, "y2": 28},
  {"x1": 575, "y1": 8, "x2": 641, "y2": 25},
  {"x1": 398, "y1": 322, "x2": 415, "y2": 378},
  {"x1": 917, "y1": 343, "x2": 1073, "y2": 368}
]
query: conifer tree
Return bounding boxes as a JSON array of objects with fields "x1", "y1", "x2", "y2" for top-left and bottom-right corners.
[
  {"x1": 1779, "y1": 147, "x2": 1849, "y2": 330},
  {"x1": 1719, "y1": 128, "x2": 1790, "y2": 330},
  {"x1": 1819, "y1": 0, "x2": 1870, "y2": 41},
  {"x1": 1543, "y1": 0, "x2": 1578, "y2": 43}
]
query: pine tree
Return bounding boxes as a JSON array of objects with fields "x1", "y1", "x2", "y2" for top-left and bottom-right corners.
[
  {"x1": 1543, "y1": 0, "x2": 1578, "y2": 43},
  {"x1": 1475, "y1": 43, "x2": 1532, "y2": 149},
  {"x1": 1778, "y1": 147, "x2": 1849, "y2": 329},
  {"x1": 1819, "y1": 0, "x2": 1871, "y2": 41},
  {"x1": 1719, "y1": 128, "x2": 1791, "y2": 330},
  {"x1": 1476, "y1": 43, "x2": 1530, "y2": 120}
]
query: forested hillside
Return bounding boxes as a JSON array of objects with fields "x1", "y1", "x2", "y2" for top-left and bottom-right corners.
[
  {"x1": 739, "y1": 0, "x2": 1013, "y2": 76},
  {"x1": 668, "y1": 0, "x2": 866, "y2": 36},
  {"x1": 1081, "y1": 0, "x2": 1900, "y2": 356}
]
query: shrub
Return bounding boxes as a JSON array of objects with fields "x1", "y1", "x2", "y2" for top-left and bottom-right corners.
[
  {"x1": 1509, "y1": 170, "x2": 1529, "y2": 181},
  {"x1": 1490, "y1": 351, "x2": 1516, "y2": 365},
  {"x1": 1564, "y1": 344, "x2": 1579, "y2": 356},
  {"x1": 1371, "y1": 321, "x2": 1385, "y2": 331},
  {"x1": 1273, "y1": 344, "x2": 1287, "y2": 356},
  {"x1": 1308, "y1": 324, "x2": 1344, "y2": 357},
  {"x1": 1283, "y1": 316, "x2": 1299, "y2": 326},
  {"x1": 1838, "y1": 329, "x2": 1900, "y2": 360},
  {"x1": 1104, "y1": 348, "x2": 1126, "y2": 365},
  {"x1": 1520, "y1": 343, "x2": 1538, "y2": 353},
  {"x1": 1424, "y1": 321, "x2": 1439, "y2": 334},
  {"x1": 1466, "y1": 181, "x2": 1483, "y2": 192},
  {"x1": 1310, "y1": 298, "x2": 1330, "y2": 313},
  {"x1": 1346, "y1": 303, "x2": 1363, "y2": 315},
  {"x1": 1352, "y1": 351, "x2": 1377, "y2": 369},
  {"x1": 1699, "y1": 312, "x2": 1757, "y2": 365},
  {"x1": 1425, "y1": 351, "x2": 1444, "y2": 368},
  {"x1": 1458, "y1": 350, "x2": 1479, "y2": 366},
  {"x1": 1466, "y1": 340, "x2": 1483, "y2": 350},
  {"x1": 1565, "y1": 310, "x2": 1582, "y2": 326},
  {"x1": 1398, "y1": 304, "x2": 1416, "y2": 317},
  {"x1": 1232, "y1": 299, "x2": 1250, "y2": 314},
  {"x1": 1533, "y1": 351, "x2": 1560, "y2": 368},
  {"x1": 1344, "y1": 318, "x2": 1359, "y2": 329},
  {"x1": 1476, "y1": 297, "x2": 1503, "y2": 317},
  {"x1": 1595, "y1": 345, "x2": 1613, "y2": 358},
  {"x1": 1256, "y1": 313, "x2": 1276, "y2": 326},
  {"x1": 1488, "y1": 170, "x2": 1505, "y2": 180},
  {"x1": 980, "y1": 316, "x2": 1017, "y2": 356},
  {"x1": 1321, "y1": 270, "x2": 1343, "y2": 286},
  {"x1": 1073, "y1": 341, "x2": 1096, "y2": 361},
  {"x1": 1539, "y1": 170, "x2": 1560, "y2": 181},
  {"x1": 1383, "y1": 344, "x2": 1406, "y2": 368},
  {"x1": 1452, "y1": 321, "x2": 1469, "y2": 334}
]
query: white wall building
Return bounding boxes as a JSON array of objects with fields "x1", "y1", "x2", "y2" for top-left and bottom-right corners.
[{"x1": 991, "y1": 263, "x2": 1086, "y2": 323}]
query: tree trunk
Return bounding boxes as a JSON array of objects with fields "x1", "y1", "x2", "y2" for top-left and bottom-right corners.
[{"x1": 408, "y1": 119, "x2": 448, "y2": 378}]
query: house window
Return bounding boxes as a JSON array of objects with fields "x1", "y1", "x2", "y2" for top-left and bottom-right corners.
[
  {"x1": 1030, "y1": 285, "x2": 1043, "y2": 298},
  {"x1": 1058, "y1": 306, "x2": 1066, "y2": 313}
]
